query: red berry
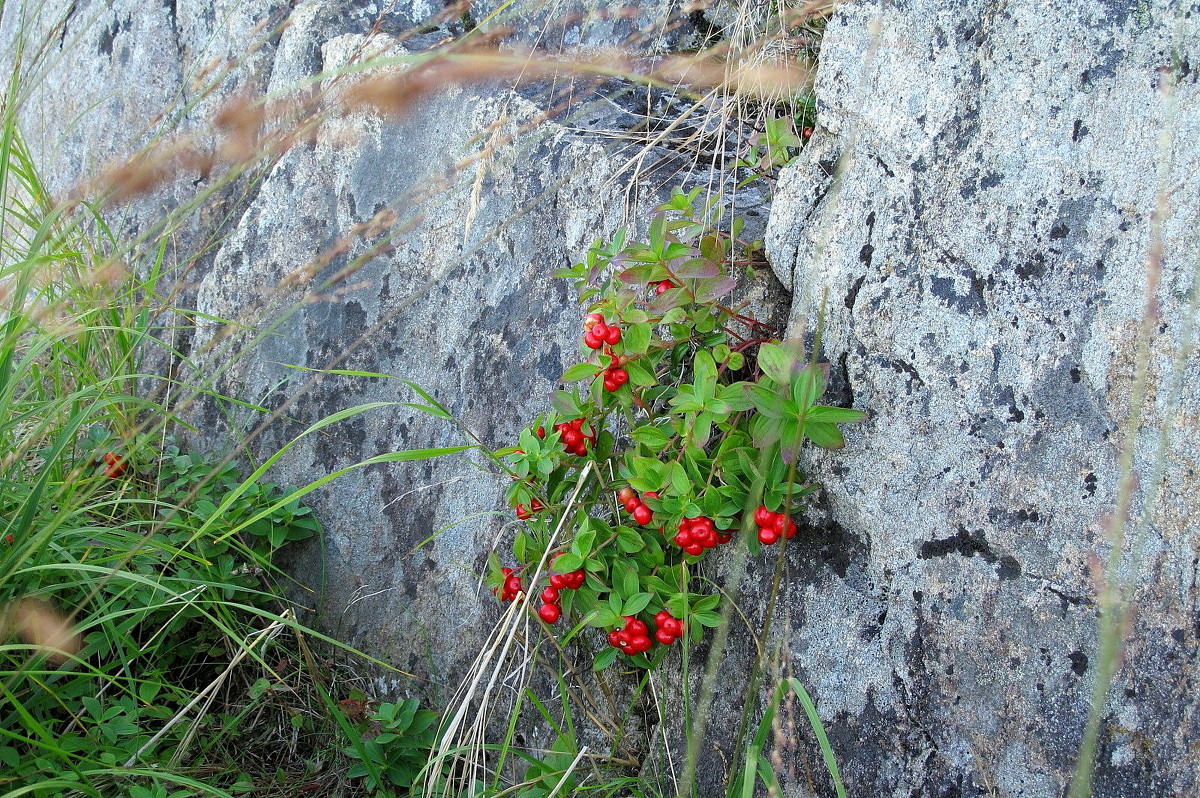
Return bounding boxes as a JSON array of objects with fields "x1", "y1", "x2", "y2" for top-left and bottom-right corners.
[
  {"x1": 3, "y1": 534, "x2": 11, "y2": 545},
  {"x1": 674, "y1": 530, "x2": 693, "y2": 547},
  {"x1": 662, "y1": 618, "x2": 684, "y2": 637},
  {"x1": 611, "y1": 368, "x2": 629, "y2": 386},
  {"x1": 630, "y1": 635, "x2": 652, "y2": 653},
  {"x1": 516, "y1": 504, "x2": 530, "y2": 520},
  {"x1": 769, "y1": 512, "x2": 797, "y2": 538},
  {"x1": 655, "y1": 610, "x2": 672, "y2": 624},
  {"x1": 654, "y1": 280, "x2": 673, "y2": 295},
  {"x1": 802, "y1": 126, "x2": 814, "y2": 139},
  {"x1": 585, "y1": 332, "x2": 603, "y2": 349},
  {"x1": 632, "y1": 504, "x2": 653, "y2": 525},
  {"x1": 538, "y1": 603, "x2": 561, "y2": 623},
  {"x1": 609, "y1": 630, "x2": 625, "y2": 648},
  {"x1": 549, "y1": 573, "x2": 569, "y2": 589},
  {"x1": 684, "y1": 543, "x2": 705, "y2": 555},
  {"x1": 592, "y1": 321, "x2": 609, "y2": 340},
  {"x1": 567, "y1": 570, "x2": 586, "y2": 589},
  {"x1": 536, "y1": 426, "x2": 546, "y2": 438},
  {"x1": 754, "y1": 505, "x2": 774, "y2": 526},
  {"x1": 618, "y1": 487, "x2": 636, "y2": 503},
  {"x1": 655, "y1": 629, "x2": 676, "y2": 646},
  {"x1": 569, "y1": 418, "x2": 584, "y2": 430},
  {"x1": 758, "y1": 527, "x2": 780, "y2": 545},
  {"x1": 541, "y1": 587, "x2": 560, "y2": 604},
  {"x1": 643, "y1": 492, "x2": 659, "y2": 500},
  {"x1": 625, "y1": 617, "x2": 648, "y2": 636},
  {"x1": 624, "y1": 497, "x2": 641, "y2": 513},
  {"x1": 603, "y1": 376, "x2": 618, "y2": 392},
  {"x1": 102, "y1": 452, "x2": 126, "y2": 478},
  {"x1": 604, "y1": 325, "x2": 621, "y2": 345}
]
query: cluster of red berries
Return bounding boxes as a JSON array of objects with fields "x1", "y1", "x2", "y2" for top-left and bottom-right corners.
[
  {"x1": 495, "y1": 567, "x2": 524, "y2": 602},
  {"x1": 608, "y1": 615, "x2": 652, "y2": 655},
  {"x1": 538, "y1": 563, "x2": 587, "y2": 624},
  {"x1": 673, "y1": 515, "x2": 732, "y2": 555},
  {"x1": 617, "y1": 487, "x2": 656, "y2": 526},
  {"x1": 515, "y1": 498, "x2": 544, "y2": 520},
  {"x1": 546, "y1": 418, "x2": 593, "y2": 456},
  {"x1": 583, "y1": 313, "x2": 621, "y2": 350},
  {"x1": 602, "y1": 359, "x2": 630, "y2": 392},
  {"x1": 653, "y1": 610, "x2": 684, "y2": 646},
  {"x1": 753, "y1": 505, "x2": 797, "y2": 545},
  {"x1": 101, "y1": 452, "x2": 126, "y2": 478}
]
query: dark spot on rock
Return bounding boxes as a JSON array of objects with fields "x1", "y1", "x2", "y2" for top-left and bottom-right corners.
[
  {"x1": 1072, "y1": 119, "x2": 1090, "y2": 141},
  {"x1": 887, "y1": 358, "x2": 924, "y2": 390},
  {"x1": 1071, "y1": 366, "x2": 1082, "y2": 383},
  {"x1": 537, "y1": 343, "x2": 562, "y2": 382},
  {"x1": 1172, "y1": 629, "x2": 1185, "y2": 643},
  {"x1": 980, "y1": 171, "x2": 1002, "y2": 189},
  {"x1": 1017, "y1": 252, "x2": 1047, "y2": 281},
  {"x1": 1084, "y1": 472, "x2": 1097, "y2": 496},
  {"x1": 1050, "y1": 223, "x2": 1069, "y2": 240},
  {"x1": 997, "y1": 555, "x2": 1021, "y2": 580},
  {"x1": 846, "y1": 275, "x2": 866, "y2": 310},
  {"x1": 99, "y1": 19, "x2": 119, "y2": 56},
  {"x1": 859, "y1": 243, "x2": 874, "y2": 268},
  {"x1": 919, "y1": 527, "x2": 1022, "y2": 581},
  {"x1": 1069, "y1": 650, "x2": 1089, "y2": 676}
]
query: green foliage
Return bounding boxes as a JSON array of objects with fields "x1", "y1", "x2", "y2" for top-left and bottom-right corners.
[
  {"x1": 343, "y1": 698, "x2": 440, "y2": 795},
  {"x1": 489, "y1": 185, "x2": 864, "y2": 674},
  {"x1": 735, "y1": 101, "x2": 817, "y2": 186}
]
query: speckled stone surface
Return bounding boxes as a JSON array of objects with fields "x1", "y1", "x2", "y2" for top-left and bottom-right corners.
[{"x1": 764, "y1": 0, "x2": 1200, "y2": 794}]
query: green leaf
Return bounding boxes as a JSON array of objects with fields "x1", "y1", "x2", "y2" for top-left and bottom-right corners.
[
  {"x1": 804, "y1": 406, "x2": 866, "y2": 424},
  {"x1": 757, "y1": 342, "x2": 800, "y2": 384},
  {"x1": 593, "y1": 646, "x2": 620, "y2": 671},
  {"x1": 792, "y1": 363, "x2": 828, "y2": 409},
  {"x1": 804, "y1": 421, "x2": 846, "y2": 449},
  {"x1": 669, "y1": 462, "x2": 690, "y2": 495},
  {"x1": 553, "y1": 553, "x2": 583, "y2": 572},
  {"x1": 622, "y1": 592, "x2": 653, "y2": 615},
  {"x1": 693, "y1": 349, "x2": 717, "y2": 396},
  {"x1": 745, "y1": 382, "x2": 784, "y2": 418},
  {"x1": 561, "y1": 362, "x2": 603, "y2": 382},
  {"x1": 623, "y1": 322, "x2": 652, "y2": 356},
  {"x1": 631, "y1": 424, "x2": 672, "y2": 449},
  {"x1": 614, "y1": 559, "x2": 639, "y2": 599},
  {"x1": 625, "y1": 357, "x2": 657, "y2": 387},
  {"x1": 587, "y1": 607, "x2": 622, "y2": 627},
  {"x1": 718, "y1": 382, "x2": 756, "y2": 411},
  {"x1": 575, "y1": 523, "x2": 597, "y2": 557},
  {"x1": 692, "y1": 610, "x2": 723, "y2": 628},
  {"x1": 616, "y1": 526, "x2": 645, "y2": 553}
]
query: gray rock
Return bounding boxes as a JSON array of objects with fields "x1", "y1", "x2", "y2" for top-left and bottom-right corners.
[{"x1": 765, "y1": 0, "x2": 1200, "y2": 794}]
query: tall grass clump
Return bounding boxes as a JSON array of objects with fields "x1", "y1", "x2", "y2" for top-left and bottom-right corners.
[{"x1": 0, "y1": 49, "x2": 472, "y2": 792}]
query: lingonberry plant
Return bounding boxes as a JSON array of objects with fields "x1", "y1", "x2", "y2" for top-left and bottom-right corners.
[{"x1": 488, "y1": 186, "x2": 864, "y2": 671}]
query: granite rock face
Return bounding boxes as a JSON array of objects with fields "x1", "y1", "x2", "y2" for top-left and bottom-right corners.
[
  {"x1": 6, "y1": 0, "x2": 1200, "y2": 794},
  {"x1": 765, "y1": 0, "x2": 1200, "y2": 794}
]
